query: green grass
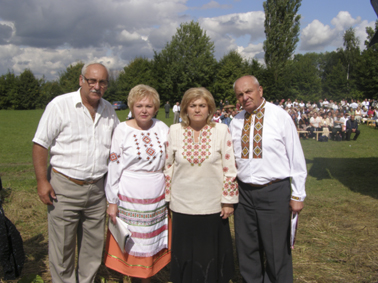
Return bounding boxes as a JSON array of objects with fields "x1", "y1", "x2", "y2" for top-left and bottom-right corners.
[{"x1": 0, "y1": 109, "x2": 378, "y2": 282}]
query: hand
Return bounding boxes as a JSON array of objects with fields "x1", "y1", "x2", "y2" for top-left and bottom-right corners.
[
  {"x1": 290, "y1": 200, "x2": 304, "y2": 214},
  {"x1": 107, "y1": 203, "x2": 119, "y2": 224},
  {"x1": 37, "y1": 180, "x2": 56, "y2": 205},
  {"x1": 220, "y1": 204, "x2": 234, "y2": 219}
]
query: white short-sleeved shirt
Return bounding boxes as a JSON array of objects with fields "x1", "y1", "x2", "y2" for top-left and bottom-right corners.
[{"x1": 33, "y1": 89, "x2": 120, "y2": 180}]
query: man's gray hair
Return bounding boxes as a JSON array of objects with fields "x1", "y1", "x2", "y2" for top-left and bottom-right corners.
[
  {"x1": 81, "y1": 61, "x2": 109, "y2": 80},
  {"x1": 233, "y1": 75, "x2": 260, "y2": 91}
]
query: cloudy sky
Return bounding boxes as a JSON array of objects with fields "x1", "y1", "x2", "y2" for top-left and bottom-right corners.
[{"x1": 0, "y1": 0, "x2": 376, "y2": 80}]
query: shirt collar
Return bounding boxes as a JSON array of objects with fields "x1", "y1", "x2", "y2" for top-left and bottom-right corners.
[
  {"x1": 73, "y1": 88, "x2": 104, "y2": 113},
  {"x1": 248, "y1": 98, "x2": 266, "y2": 115}
]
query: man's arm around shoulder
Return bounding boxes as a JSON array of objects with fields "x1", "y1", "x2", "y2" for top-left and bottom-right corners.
[{"x1": 33, "y1": 143, "x2": 56, "y2": 205}]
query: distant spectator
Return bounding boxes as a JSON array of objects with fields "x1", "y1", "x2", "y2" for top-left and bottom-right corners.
[
  {"x1": 350, "y1": 99, "x2": 358, "y2": 110},
  {"x1": 298, "y1": 114, "x2": 309, "y2": 139},
  {"x1": 212, "y1": 110, "x2": 221, "y2": 123},
  {"x1": 173, "y1": 102, "x2": 180, "y2": 123},
  {"x1": 346, "y1": 115, "x2": 360, "y2": 141},
  {"x1": 220, "y1": 112, "x2": 231, "y2": 126},
  {"x1": 164, "y1": 101, "x2": 171, "y2": 118},
  {"x1": 333, "y1": 113, "x2": 345, "y2": 140},
  {"x1": 362, "y1": 98, "x2": 369, "y2": 108},
  {"x1": 309, "y1": 112, "x2": 322, "y2": 138},
  {"x1": 236, "y1": 102, "x2": 241, "y2": 111},
  {"x1": 367, "y1": 106, "x2": 376, "y2": 120},
  {"x1": 219, "y1": 99, "x2": 224, "y2": 111},
  {"x1": 354, "y1": 106, "x2": 362, "y2": 123}
]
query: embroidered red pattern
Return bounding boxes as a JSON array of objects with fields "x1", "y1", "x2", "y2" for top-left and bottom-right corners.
[
  {"x1": 222, "y1": 176, "x2": 238, "y2": 197},
  {"x1": 110, "y1": 152, "x2": 118, "y2": 162},
  {"x1": 252, "y1": 101, "x2": 266, "y2": 159},
  {"x1": 241, "y1": 112, "x2": 252, "y2": 159},
  {"x1": 133, "y1": 131, "x2": 163, "y2": 164},
  {"x1": 182, "y1": 125, "x2": 212, "y2": 166}
]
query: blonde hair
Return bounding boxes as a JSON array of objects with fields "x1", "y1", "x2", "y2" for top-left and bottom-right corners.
[
  {"x1": 127, "y1": 84, "x2": 160, "y2": 115},
  {"x1": 180, "y1": 87, "x2": 216, "y2": 127}
]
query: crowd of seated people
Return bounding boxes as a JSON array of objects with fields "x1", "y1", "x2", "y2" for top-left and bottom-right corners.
[
  {"x1": 281, "y1": 98, "x2": 377, "y2": 141},
  {"x1": 211, "y1": 98, "x2": 377, "y2": 141}
]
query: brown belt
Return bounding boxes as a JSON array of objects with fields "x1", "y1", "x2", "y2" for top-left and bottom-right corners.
[
  {"x1": 52, "y1": 168, "x2": 103, "y2": 186},
  {"x1": 244, "y1": 178, "x2": 287, "y2": 188}
]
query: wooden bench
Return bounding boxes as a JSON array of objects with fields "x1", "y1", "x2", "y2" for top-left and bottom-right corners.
[
  {"x1": 313, "y1": 131, "x2": 325, "y2": 141},
  {"x1": 367, "y1": 119, "x2": 376, "y2": 127},
  {"x1": 297, "y1": 130, "x2": 308, "y2": 138}
]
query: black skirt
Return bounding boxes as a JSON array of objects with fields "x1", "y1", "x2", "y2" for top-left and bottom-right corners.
[{"x1": 170, "y1": 212, "x2": 235, "y2": 283}]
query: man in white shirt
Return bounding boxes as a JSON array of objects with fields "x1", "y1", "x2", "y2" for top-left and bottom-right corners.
[
  {"x1": 362, "y1": 98, "x2": 369, "y2": 108},
  {"x1": 230, "y1": 76, "x2": 307, "y2": 283},
  {"x1": 32, "y1": 62, "x2": 119, "y2": 282},
  {"x1": 350, "y1": 99, "x2": 359, "y2": 110},
  {"x1": 173, "y1": 102, "x2": 180, "y2": 123}
]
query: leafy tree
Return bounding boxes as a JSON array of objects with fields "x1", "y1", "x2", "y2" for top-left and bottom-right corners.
[
  {"x1": 364, "y1": 20, "x2": 378, "y2": 48},
  {"x1": 322, "y1": 60, "x2": 348, "y2": 100},
  {"x1": 290, "y1": 53, "x2": 322, "y2": 100},
  {"x1": 59, "y1": 62, "x2": 84, "y2": 94},
  {"x1": 103, "y1": 69, "x2": 122, "y2": 104},
  {"x1": 38, "y1": 80, "x2": 63, "y2": 108},
  {"x1": 212, "y1": 50, "x2": 249, "y2": 104},
  {"x1": 10, "y1": 69, "x2": 40, "y2": 110},
  {"x1": 0, "y1": 71, "x2": 18, "y2": 109},
  {"x1": 356, "y1": 27, "x2": 378, "y2": 99},
  {"x1": 263, "y1": 0, "x2": 301, "y2": 86},
  {"x1": 153, "y1": 21, "x2": 217, "y2": 103},
  {"x1": 116, "y1": 57, "x2": 157, "y2": 104},
  {"x1": 342, "y1": 27, "x2": 360, "y2": 91}
]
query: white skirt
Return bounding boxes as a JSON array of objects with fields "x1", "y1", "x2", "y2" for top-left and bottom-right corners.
[{"x1": 117, "y1": 170, "x2": 168, "y2": 257}]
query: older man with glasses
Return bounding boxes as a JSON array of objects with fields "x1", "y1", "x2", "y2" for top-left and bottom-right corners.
[{"x1": 32, "y1": 62, "x2": 119, "y2": 282}]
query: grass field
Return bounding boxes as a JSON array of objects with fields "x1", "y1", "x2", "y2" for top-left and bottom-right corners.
[{"x1": 0, "y1": 109, "x2": 377, "y2": 282}]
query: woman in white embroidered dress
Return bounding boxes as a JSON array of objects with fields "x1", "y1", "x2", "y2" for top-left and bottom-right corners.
[
  {"x1": 165, "y1": 87, "x2": 238, "y2": 283},
  {"x1": 104, "y1": 85, "x2": 170, "y2": 282}
]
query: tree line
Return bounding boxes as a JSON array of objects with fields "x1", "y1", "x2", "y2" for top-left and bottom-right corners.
[{"x1": 1, "y1": 1, "x2": 378, "y2": 110}]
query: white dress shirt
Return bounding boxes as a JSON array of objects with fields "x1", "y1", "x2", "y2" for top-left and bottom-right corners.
[
  {"x1": 33, "y1": 89, "x2": 120, "y2": 180},
  {"x1": 229, "y1": 101, "x2": 307, "y2": 201},
  {"x1": 172, "y1": 105, "x2": 179, "y2": 113}
]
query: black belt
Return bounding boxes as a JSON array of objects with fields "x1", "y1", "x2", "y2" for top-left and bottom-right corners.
[{"x1": 239, "y1": 178, "x2": 288, "y2": 188}]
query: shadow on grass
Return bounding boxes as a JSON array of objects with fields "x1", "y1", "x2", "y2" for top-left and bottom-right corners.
[
  {"x1": 307, "y1": 157, "x2": 378, "y2": 199},
  {"x1": 23, "y1": 234, "x2": 48, "y2": 278},
  {"x1": 0, "y1": 233, "x2": 48, "y2": 281}
]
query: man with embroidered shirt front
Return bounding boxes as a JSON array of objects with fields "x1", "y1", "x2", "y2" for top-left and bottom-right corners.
[
  {"x1": 229, "y1": 75, "x2": 307, "y2": 283},
  {"x1": 32, "y1": 62, "x2": 119, "y2": 282}
]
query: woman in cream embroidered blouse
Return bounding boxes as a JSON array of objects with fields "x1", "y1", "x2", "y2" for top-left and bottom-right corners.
[{"x1": 164, "y1": 87, "x2": 238, "y2": 283}]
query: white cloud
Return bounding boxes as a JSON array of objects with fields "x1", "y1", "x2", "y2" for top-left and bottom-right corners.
[
  {"x1": 200, "y1": 11, "x2": 265, "y2": 59},
  {"x1": 237, "y1": 42, "x2": 264, "y2": 61},
  {"x1": 331, "y1": 11, "x2": 361, "y2": 31},
  {"x1": 200, "y1": 11, "x2": 265, "y2": 39},
  {"x1": 200, "y1": 1, "x2": 232, "y2": 10},
  {"x1": 118, "y1": 30, "x2": 143, "y2": 43},
  {"x1": 300, "y1": 20, "x2": 336, "y2": 50},
  {"x1": 300, "y1": 11, "x2": 371, "y2": 52}
]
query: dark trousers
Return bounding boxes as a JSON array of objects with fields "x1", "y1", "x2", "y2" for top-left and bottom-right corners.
[
  {"x1": 235, "y1": 179, "x2": 293, "y2": 283},
  {"x1": 165, "y1": 111, "x2": 169, "y2": 118},
  {"x1": 332, "y1": 128, "x2": 345, "y2": 140},
  {"x1": 309, "y1": 127, "x2": 321, "y2": 138},
  {"x1": 346, "y1": 129, "x2": 360, "y2": 140}
]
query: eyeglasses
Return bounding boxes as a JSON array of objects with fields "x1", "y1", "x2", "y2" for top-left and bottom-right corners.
[{"x1": 83, "y1": 76, "x2": 108, "y2": 88}]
